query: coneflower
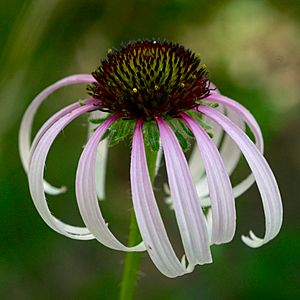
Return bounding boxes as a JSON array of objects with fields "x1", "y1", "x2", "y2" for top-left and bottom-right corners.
[{"x1": 19, "y1": 40, "x2": 282, "y2": 279}]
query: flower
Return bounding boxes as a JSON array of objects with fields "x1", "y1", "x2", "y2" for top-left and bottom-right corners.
[{"x1": 19, "y1": 40, "x2": 282, "y2": 278}]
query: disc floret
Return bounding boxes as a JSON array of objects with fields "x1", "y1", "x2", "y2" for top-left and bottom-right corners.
[{"x1": 88, "y1": 40, "x2": 210, "y2": 120}]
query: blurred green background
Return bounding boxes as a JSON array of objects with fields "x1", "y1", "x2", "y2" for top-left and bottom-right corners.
[{"x1": 0, "y1": 0, "x2": 299, "y2": 299}]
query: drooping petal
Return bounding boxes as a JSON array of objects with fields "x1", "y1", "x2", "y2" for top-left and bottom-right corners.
[
  {"x1": 198, "y1": 105, "x2": 283, "y2": 248},
  {"x1": 195, "y1": 108, "x2": 244, "y2": 203},
  {"x1": 205, "y1": 94, "x2": 264, "y2": 151},
  {"x1": 205, "y1": 94, "x2": 264, "y2": 199},
  {"x1": 88, "y1": 110, "x2": 108, "y2": 200},
  {"x1": 19, "y1": 74, "x2": 96, "y2": 194},
  {"x1": 28, "y1": 104, "x2": 96, "y2": 240},
  {"x1": 182, "y1": 113, "x2": 236, "y2": 245},
  {"x1": 30, "y1": 103, "x2": 79, "y2": 194},
  {"x1": 29, "y1": 98, "x2": 97, "y2": 195},
  {"x1": 130, "y1": 119, "x2": 189, "y2": 277},
  {"x1": 189, "y1": 104, "x2": 225, "y2": 182},
  {"x1": 157, "y1": 118, "x2": 212, "y2": 265},
  {"x1": 217, "y1": 108, "x2": 244, "y2": 175},
  {"x1": 76, "y1": 114, "x2": 145, "y2": 252}
]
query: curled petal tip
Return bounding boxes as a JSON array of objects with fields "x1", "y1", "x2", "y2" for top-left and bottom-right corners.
[
  {"x1": 241, "y1": 230, "x2": 265, "y2": 248},
  {"x1": 241, "y1": 235, "x2": 263, "y2": 248},
  {"x1": 181, "y1": 255, "x2": 187, "y2": 268},
  {"x1": 43, "y1": 182, "x2": 67, "y2": 195}
]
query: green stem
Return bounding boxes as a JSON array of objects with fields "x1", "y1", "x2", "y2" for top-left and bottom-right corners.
[{"x1": 119, "y1": 145, "x2": 157, "y2": 300}]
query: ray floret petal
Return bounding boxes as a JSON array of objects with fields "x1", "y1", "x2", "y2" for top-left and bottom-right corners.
[
  {"x1": 75, "y1": 114, "x2": 145, "y2": 251},
  {"x1": 88, "y1": 110, "x2": 109, "y2": 200},
  {"x1": 157, "y1": 117, "x2": 212, "y2": 265},
  {"x1": 191, "y1": 107, "x2": 244, "y2": 203},
  {"x1": 20, "y1": 74, "x2": 96, "y2": 195},
  {"x1": 186, "y1": 98, "x2": 263, "y2": 206},
  {"x1": 130, "y1": 119, "x2": 193, "y2": 277},
  {"x1": 28, "y1": 103, "x2": 96, "y2": 239},
  {"x1": 181, "y1": 113, "x2": 236, "y2": 245},
  {"x1": 198, "y1": 105, "x2": 283, "y2": 247}
]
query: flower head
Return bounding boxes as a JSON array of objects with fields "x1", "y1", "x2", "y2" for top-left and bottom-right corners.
[
  {"x1": 87, "y1": 40, "x2": 210, "y2": 120},
  {"x1": 19, "y1": 40, "x2": 282, "y2": 277}
]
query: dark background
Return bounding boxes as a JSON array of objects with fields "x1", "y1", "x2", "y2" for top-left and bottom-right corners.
[{"x1": 0, "y1": 0, "x2": 299, "y2": 299}]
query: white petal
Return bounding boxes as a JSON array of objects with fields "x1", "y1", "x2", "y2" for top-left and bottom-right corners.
[
  {"x1": 76, "y1": 114, "x2": 145, "y2": 252},
  {"x1": 19, "y1": 74, "x2": 96, "y2": 194},
  {"x1": 157, "y1": 118, "x2": 212, "y2": 266},
  {"x1": 154, "y1": 147, "x2": 163, "y2": 177},
  {"x1": 182, "y1": 113, "x2": 236, "y2": 244},
  {"x1": 29, "y1": 104, "x2": 96, "y2": 240},
  {"x1": 199, "y1": 105, "x2": 283, "y2": 248},
  {"x1": 131, "y1": 120, "x2": 189, "y2": 277},
  {"x1": 205, "y1": 208, "x2": 213, "y2": 244},
  {"x1": 208, "y1": 82, "x2": 220, "y2": 94}
]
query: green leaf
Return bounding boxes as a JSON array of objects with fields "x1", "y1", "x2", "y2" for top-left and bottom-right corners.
[
  {"x1": 101, "y1": 128, "x2": 111, "y2": 141},
  {"x1": 199, "y1": 100, "x2": 219, "y2": 108},
  {"x1": 109, "y1": 119, "x2": 135, "y2": 146},
  {"x1": 208, "y1": 102, "x2": 219, "y2": 108},
  {"x1": 174, "y1": 129, "x2": 190, "y2": 151},
  {"x1": 89, "y1": 114, "x2": 112, "y2": 140},
  {"x1": 168, "y1": 119, "x2": 192, "y2": 152},
  {"x1": 79, "y1": 100, "x2": 86, "y2": 106},
  {"x1": 177, "y1": 119, "x2": 193, "y2": 137},
  {"x1": 168, "y1": 118, "x2": 190, "y2": 137},
  {"x1": 143, "y1": 121, "x2": 160, "y2": 152},
  {"x1": 89, "y1": 117, "x2": 108, "y2": 124},
  {"x1": 187, "y1": 111, "x2": 212, "y2": 131}
]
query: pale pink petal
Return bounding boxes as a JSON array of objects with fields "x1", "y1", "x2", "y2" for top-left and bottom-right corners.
[
  {"x1": 157, "y1": 118, "x2": 212, "y2": 265},
  {"x1": 205, "y1": 94, "x2": 264, "y2": 151},
  {"x1": 29, "y1": 104, "x2": 96, "y2": 240},
  {"x1": 196, "y1": 108, "x2": 244, "y2": 203},
  {"x1": 76, "y1": 115, "x2": 145, "y2": 252},
  {"x1": 88, "y1": 110, "x2": 109, "y2": 200},
  {"x1": 182, "y1": 113, "x2": 236, "y2": 245},
  {"x1": 205, "y1": 94, "x2": 264, "y2": 199},
  {"x1": 199, "y1": 105, "x2": 283, "y2": 247},
  {"x1": 29, "y1": 98, "x2": 97, "y2": 195},
  {"x1": 30, "y1": 103, "x2": 78, "y2": 194},
  {"x1": 189, "y1": 104, "x2": 224, "y2": 182},
  {"x1": 131, "y1": 120, "x2": 189, "y2": 277},
  {"x1": 19, "y1": 74, "x2": 96, "y2": 194},
  {"x1": 217, "y1": 108, "x2": 244, "y2": 175}
]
